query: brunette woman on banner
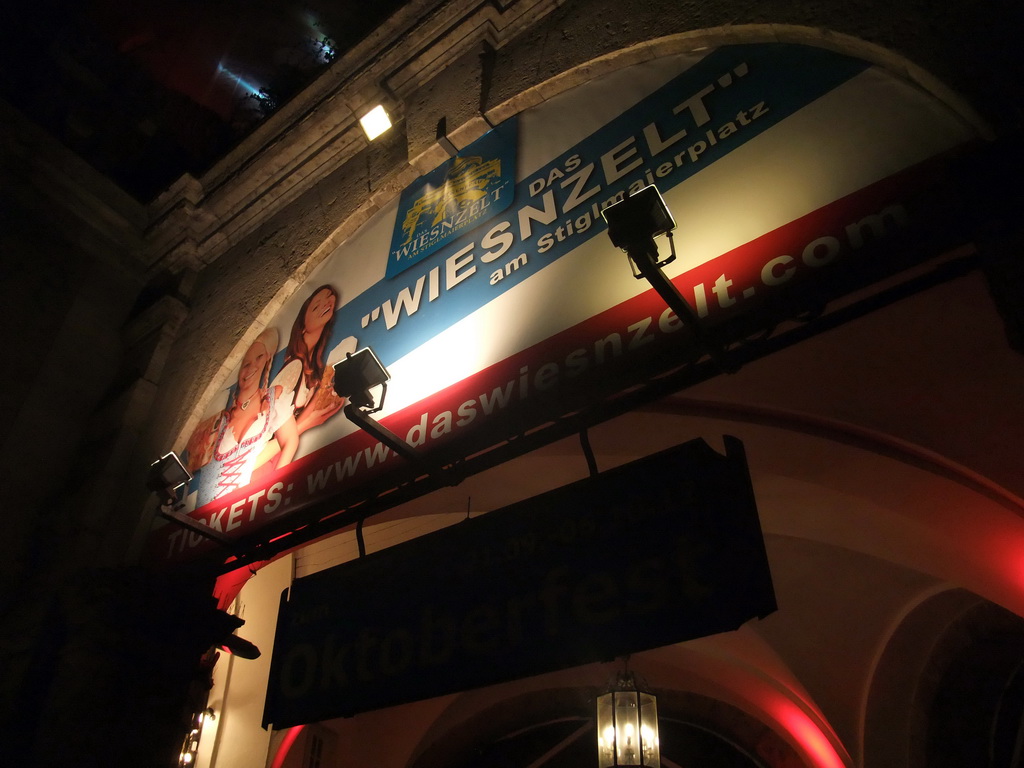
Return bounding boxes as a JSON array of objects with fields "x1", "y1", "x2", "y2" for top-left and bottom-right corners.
[{"x1": 271, "y1": 283, "x2": 356, "y2": 438}]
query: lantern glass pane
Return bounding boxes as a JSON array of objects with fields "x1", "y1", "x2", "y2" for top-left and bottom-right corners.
[
  {"x1": 596, "y1": 692, "x2": 616, "y2": 768},
  {"x1": 613, "y1": 690, "x2": 641, "y2": 766},
  {"x1": 639, "y1": 691, "x2": 660, "y2": 767}
]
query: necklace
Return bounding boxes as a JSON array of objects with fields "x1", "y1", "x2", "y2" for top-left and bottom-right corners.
[
  {"x1": 239, "y1": 396, "x2": 253, "y2": 411},
  {"x1": 213, "y1": 388, "x2": 276, "y2": 464}
]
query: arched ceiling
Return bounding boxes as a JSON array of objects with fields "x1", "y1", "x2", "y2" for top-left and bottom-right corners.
[{"x1": 273, "y1": 264, "x2": 1024, "y2": 766}]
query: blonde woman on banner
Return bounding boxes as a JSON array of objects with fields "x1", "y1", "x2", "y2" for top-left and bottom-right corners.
[{"x1": 183, "y1": 328, "x2": 299, "y2": 507}]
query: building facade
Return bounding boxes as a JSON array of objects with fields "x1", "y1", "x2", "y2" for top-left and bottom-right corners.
[{"x1": 3, "y1": 1, "x2": 1024, "y2": 766}]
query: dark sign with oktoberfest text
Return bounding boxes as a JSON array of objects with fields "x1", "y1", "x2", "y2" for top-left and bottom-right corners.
[{"x1": 263, "y1": 437, "x2": 775, "y2": 726}]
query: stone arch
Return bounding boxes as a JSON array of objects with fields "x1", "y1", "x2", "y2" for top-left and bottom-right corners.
[
  {"x1": 864, "y1": 588, "x2": 1024, "y2": 768},
  {"x1": 485, "y1": 24, "x2": 990, "y2": 141},
  {"x1": 405, "y1": 686, "x2": 806, "y2": 768}
]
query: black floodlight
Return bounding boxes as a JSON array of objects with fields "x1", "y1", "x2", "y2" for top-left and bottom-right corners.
[
  {"x1": 601, "y1": 184, "x2": 728, "y2": 367},
  {"x1": 333, "y1": 346, "x2": 422, "y2": 464},
  {"x1": 148, "y1": 452, "x2": 232, "y2": 547},
  {"x1": 333, "y1": 348, "x2": 390, "y2": 414},
  {"x1": 146, "y1": 452, "x2": 192, "y2": 508},
  {"x1": 602, "y1": 185, "x2": 677, "y2": 272}
]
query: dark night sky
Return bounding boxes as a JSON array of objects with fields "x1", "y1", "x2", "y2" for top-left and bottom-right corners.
[{"x1": 0, "y1": 0, "x2": 407, "y2": 200}]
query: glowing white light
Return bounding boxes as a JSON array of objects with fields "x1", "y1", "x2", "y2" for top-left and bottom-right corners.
[
  {"x1": 360, "y1": 104, "x2": 392, "y2": 140},
  {"x1": 317, "y1": 40, "x2": 336, "y2": 63},
  {"x1": 215, "y1": 62, "x2": 262, "y2": 97},
  {"x1": 597, "y1": 679, "x2": 659, "y2": 767}
]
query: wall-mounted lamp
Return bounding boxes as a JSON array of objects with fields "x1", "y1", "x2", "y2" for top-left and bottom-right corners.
[
  {"x1": 333, "y1": 348, "x2": 418, "y2": 463},
  {"x1": 596, "y1": 671, "x2": 660, "y2": 768},
  {"x1": 603, "y1": 184, "x2": 678, "y2": 276},
  {"x1": 603, "y1": 185, "x2": 727, "y2": 367},
  {"x1": 146, "y1": 452, "x2": 192, "y2": 508},
  {"x1": 602, "y1": 185, "x2": 698, "y2": 324},
  {"x1": 360, "y1": 104, "x2": 392, "y2": 141},
  {"x1": 334, "y1": 347, "x2": 390, "y2": 413},
  {"x1": 147, "y1": 452, "x2": 231, "y2": 546},
  {"x1": 179, "y1": 707, "x2": 216, "y2": 767}
]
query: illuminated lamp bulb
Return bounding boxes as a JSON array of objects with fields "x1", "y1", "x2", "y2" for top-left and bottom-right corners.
[{"x1": 359, "y1": 105, "x2": 392, "y2": 140}]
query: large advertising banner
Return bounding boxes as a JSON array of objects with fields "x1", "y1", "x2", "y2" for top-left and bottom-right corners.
[{"x1": 154, "y1": 43, "x2": 979, "y2": 561}]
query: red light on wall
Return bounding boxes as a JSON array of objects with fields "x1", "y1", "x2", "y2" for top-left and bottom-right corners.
[
  {"x1": 269, "y1": 725, "x2": 306, "y2": 768},
  {"x1": 770, "y1": 699, "x2": 846, "y2": 768}
]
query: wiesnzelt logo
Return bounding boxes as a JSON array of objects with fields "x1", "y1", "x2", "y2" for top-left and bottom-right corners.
[
  {"x1": 387, "y1": 124, "x2": 517, "y2": 279},
  {"x1": 397, "y1": 157, "x2": 502, "y2": 245}
]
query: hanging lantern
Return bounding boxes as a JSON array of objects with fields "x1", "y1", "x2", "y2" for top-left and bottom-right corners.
[{"x1": 596, "y1": 672, "x2": 660, "y2": 767}]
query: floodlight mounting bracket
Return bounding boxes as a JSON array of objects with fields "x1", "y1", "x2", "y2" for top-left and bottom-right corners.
[
  {"x1": 602, "y1": 186, "x2": 733, "y2": 371},
  {"x1": 157, "y1": 504, "x2": 235, "y2": 548},
  {"x1": 343, "y1": 402, "x2": 420, "y2": 463}
]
